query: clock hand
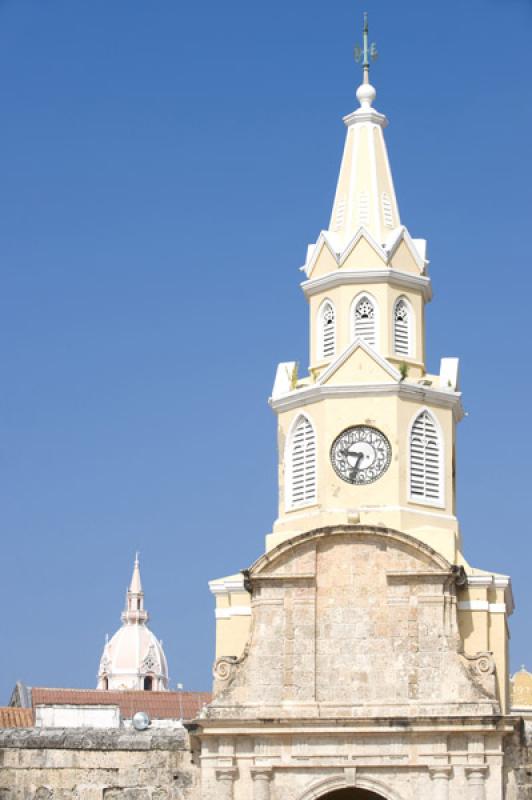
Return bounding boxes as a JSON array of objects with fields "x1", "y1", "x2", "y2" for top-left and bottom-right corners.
[
  {"x1": 349, "y1": 451, "x2": 365, "y2": 478},
  {"x1": 340, "y1": 447, "x2": 363, "y2": 459}
]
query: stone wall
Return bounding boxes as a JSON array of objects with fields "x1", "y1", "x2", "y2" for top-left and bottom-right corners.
[
  {"x1": 0, "y1": 727, "x2": 199, "y2": 800},
  {"x1": 503, "y1": 721, "x2": 532, "y2": 799}
]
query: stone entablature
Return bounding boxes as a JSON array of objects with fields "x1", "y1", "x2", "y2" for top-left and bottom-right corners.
[{"x1": 194, "y1": 717, "x2": 518, "y2": 800}]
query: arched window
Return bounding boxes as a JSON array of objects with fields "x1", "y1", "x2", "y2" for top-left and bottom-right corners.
[
  {"x1": 318, "y1": 301, "x2": 336, "y2": 360},
  {"x1": 409, "y1": 410, "x2": 442, "y2": 504},
  {"x1": 286, "y1": 415, "x2": 316, "y2": 509},
  {"x1": 143, "y1": 676, "x2": 153, "y2": 691},
  {"x1": 353, "y1": 294, "x2": 376, "y2": 347},
  {"x1": 102, "y1": 676, "x2": 108, "y2": 691},
  {"x1": 394, "y1": 297, "x2": 411, "y2": 356}
]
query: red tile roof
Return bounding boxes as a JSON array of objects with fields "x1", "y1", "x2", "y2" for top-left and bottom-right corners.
[
  {"x1": 0, "y1": 707, "x2": 34, "y2": 728},
  {"x1": 31, "y1": 688, "x2": 211, "y2": 720}
]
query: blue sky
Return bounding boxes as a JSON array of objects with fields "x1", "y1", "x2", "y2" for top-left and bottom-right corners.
[{"x1": 0, "y1": 0, "x2": 531, "y2": 701}]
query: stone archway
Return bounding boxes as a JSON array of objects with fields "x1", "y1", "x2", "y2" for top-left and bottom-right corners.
[
  {"x1": 298, "y1": 775, "x2": 404, "y2": 800},
  {"x1": 320, "y1": 792, "x2": 385, "y2": 800}
]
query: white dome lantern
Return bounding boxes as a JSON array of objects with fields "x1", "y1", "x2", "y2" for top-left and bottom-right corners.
[{"x1": 97, "y1": 555, "x2": 169, "y2": 691}]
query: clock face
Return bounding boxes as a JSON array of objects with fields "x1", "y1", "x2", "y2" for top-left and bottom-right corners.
[{"x1": 330, "y1": 425, "x2": 392, "y2": 485}]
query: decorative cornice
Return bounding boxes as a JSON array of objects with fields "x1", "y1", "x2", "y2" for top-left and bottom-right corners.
[
  {"x1": 209, "y1": 576, "x2": 246, "y2": 596},
  {"x1": 196, "y1": 715, "x2": 517, "y2": 735},
  {"x1": 301, "y1": 268, "x2": 432, "y2": 302},
  {"x1": 215, "y1": 606, "x2": 252, "y2": 619},
  {"x1": 270, "y1": 381, "x2": 464, "y2": 421},
  {"x1": 343, "y1": 109, "x2": 388, "y2": 128},
  {"x1": 457, "y1": 600, "x2": 506, "y2": 614},
  {"x1": 463, "y1": 573, "x2": 514, "y2": 616}
]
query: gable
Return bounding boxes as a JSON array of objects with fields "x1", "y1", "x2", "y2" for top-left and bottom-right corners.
[
  {"x1": 318, "y1": 340, "x2": 400, "y2": 386},
  {"x1": 341, "y1": 234, "x2": 386, "y2": 270},
  {"x1": 389, "y1": 238, "x2": 423, "y2": 274},
  {"x1": 307, "y1": 240, "x2": 339, "y2": 279}
]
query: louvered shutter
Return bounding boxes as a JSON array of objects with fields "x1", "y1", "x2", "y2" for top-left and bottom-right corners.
[
  {"x1": 289, "y1": 416, "x2": 316, "y2": 507},
  {"x1": 320, "y1": 303, "x2": 335, "y2": 359},
  {"x1": 334, "y1": 199, "x2": 346, "y2": 232},
  {"x1": 394, "y1": 299, "x2": 410, "y2": 356},
  {"x1": 358, "y1": 191, "x2": 369, "y2": 225},
  {"x1": 354, "y1": 296, "x2": 376, "y2": 347},
  {"x1": 410, "y1": 411, "x2": 442, "y2": 503},
  {"x1": 382, "y1": 192, "x2": 394, "y2": 228}
]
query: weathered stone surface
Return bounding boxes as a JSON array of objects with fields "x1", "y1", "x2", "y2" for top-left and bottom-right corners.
[
  {"x1": 0, "y1": 725, "x2": 197, "y2": 800},
  {"x1": 0, "y1": 728, "x2": 186, "y2": 751},
  {"x1": 210, "y1": 527, "x2": 499, "y2": 718},
  {"x1": 200, "y1": 526, "x2": 521, "y2": 800}
]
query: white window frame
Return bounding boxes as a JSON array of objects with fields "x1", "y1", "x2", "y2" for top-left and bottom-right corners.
[
  {"x1": 407, "y1": 407, "x2": 445, "y2": 509},
  {"x1": 317, "y1": 298, "x2": 336, "y2": 361},
  {"x1": 285, "y1": 413, "x2": 317, "y2": 512},
  {"x1": 351, "y1": 291, "x2": 379, "y2": 351},
  {"x1": 393, "y1": 295, "x2": 414, "y2": 358}
]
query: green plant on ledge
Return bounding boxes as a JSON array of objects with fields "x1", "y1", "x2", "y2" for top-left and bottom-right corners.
[{"x1": 399, "y1": 361, "x2": 409, "y2": 381}]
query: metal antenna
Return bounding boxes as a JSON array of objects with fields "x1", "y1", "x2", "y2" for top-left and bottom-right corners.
[{"x1": 354, "y1": 12, "x2": 378, "y2": 84}]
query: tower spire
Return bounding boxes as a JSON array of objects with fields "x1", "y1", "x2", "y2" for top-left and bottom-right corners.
[
  {"x1": 121, "y1": 553, "x2": 148, "y2": 625},
  {"x1": 321, "y1": 14, "x2": 399, "y2": 247}
]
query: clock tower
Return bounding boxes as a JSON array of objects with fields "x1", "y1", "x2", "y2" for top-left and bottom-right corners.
[
  {"x1": 207, "y1": 18, "x2": 514, "y2": 768},
  {"x1": 268, "y1": 45, "x2": 461, "y2": 562}
]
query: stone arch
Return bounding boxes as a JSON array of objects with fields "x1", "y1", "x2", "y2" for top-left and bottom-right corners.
[
  {"x1": 298, "y1": 773, "x2": 406, "y2": 800},
  {"x1": 250, "y1": 524, "x2": 452, "y2": 578}
]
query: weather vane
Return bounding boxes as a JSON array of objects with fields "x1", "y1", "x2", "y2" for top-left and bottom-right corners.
[{"x1": 354, "y1": 12, "x2": 378, "y2": 84}]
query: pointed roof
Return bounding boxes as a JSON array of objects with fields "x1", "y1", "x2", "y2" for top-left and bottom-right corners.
[
  {"x1": 121, "y1": 554, "x2": 148, "y2": 626},
  {"x1": 129, "y1": 552, "x2": 143, "y2": 594},
  {"x1": 328, "y1": 17, "x2": 400, "y2": 249}
]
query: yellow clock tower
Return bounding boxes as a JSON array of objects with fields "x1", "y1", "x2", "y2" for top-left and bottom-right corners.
[{"x1": 208, "y1": 15, "x2": 513, "y2": 721}]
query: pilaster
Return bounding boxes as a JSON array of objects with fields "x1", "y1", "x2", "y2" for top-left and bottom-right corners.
[
  {"x1": 251, "y1": 766, "x2": 273, "y2": 800},
  {"x1": 429, "y1": 766, "x2": 452, "y2": 800},
  {"x1": 465, "y1": 765, "x2": 488, "y2": 800},
  {"x1": 215, "y1": 767, "x2": 237, "y2": 800}
]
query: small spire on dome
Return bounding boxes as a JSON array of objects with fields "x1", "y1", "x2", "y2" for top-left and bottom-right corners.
[
  {"x1": 354, "y1": 12, "x2": 378, "y2": 109},
  {"x1": 121, "y1": 554, "x2": 149, "y2": 625},
  {"x1": 129, "y1": 552, "x2": 143, "y2": 594}
]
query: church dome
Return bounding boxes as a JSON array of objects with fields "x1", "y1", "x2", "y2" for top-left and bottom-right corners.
[{"x1": 97, "y1": 556, "x2": 169, "y2": 691}]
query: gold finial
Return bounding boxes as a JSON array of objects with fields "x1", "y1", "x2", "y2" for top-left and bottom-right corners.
[{"x1": 354, "y1": 11, "x2": 378, "y2": 85}]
